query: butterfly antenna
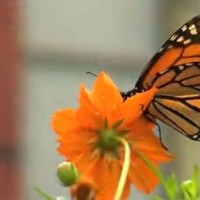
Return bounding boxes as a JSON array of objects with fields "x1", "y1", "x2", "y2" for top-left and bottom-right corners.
[{"x1": 86, "y1": 72, "x2": 97, "y2": 77}]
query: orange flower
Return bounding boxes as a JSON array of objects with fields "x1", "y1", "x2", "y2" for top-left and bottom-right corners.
[{"x1": 52, "y1": 72, "x2": 173, "y2": 199}]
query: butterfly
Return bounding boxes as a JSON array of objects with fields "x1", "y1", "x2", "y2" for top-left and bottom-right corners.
[{"x1": 121, "y1": 15, "x2": 200, "y2": 141}]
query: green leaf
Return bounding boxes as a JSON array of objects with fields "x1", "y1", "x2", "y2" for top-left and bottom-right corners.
[
  {"x1": 180, "y1": 165, "x2": 200, "y2": 200},
  {"x1": 164, "y1": 173, "x2": 179, "y2": 200},
  {"x1": 34, "y1": 187, "x2": 55, "y2": 200}
]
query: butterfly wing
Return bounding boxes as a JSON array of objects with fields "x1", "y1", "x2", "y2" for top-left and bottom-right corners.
[
  {"x1": 145, "y1": 63, "x2": 200, "y2": 140},
  {"x1": 135, "y1": 15, "x2": 200, "y2": 92},
  {"x1": 123, "y1": 15, "x2": 200, "y2": 140},
  {"x1": 144, "y1": 15, "x2": 200, "y2": 140},
  {"x1": 147, "y1": 94, "x2": 200, "y2": 141}
]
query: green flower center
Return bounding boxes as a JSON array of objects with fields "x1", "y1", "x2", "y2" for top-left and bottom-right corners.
[{"x1": 95, "y1": 119, "x2": 127, "y2": 157}]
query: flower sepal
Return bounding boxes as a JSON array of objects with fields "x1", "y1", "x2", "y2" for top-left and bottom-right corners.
[{"x1": 95, "y1": 119, "x2": 125, "y2": 156}]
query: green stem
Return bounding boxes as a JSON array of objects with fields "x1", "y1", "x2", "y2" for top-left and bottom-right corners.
[
  {"x1": 34, "y1": 186, "x2": 55, "y2": 200},
  {"x1": 114, "y1": 137, "x2": 131, "y2": 200}
]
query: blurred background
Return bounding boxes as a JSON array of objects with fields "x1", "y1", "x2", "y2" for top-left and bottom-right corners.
[{"x1": 1, "y1": 0, "x2": 200, "y2": 199}]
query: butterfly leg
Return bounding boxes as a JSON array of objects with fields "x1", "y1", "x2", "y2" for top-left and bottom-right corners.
[
  {"x1": 147, "y1": 115, "x2": 168, "y2": 150},
  {"x1": 154, "y1": 121, "x2": 168, "y2": 150},
  {"x1": 140, "y1": 104, "x2": 168, "y2": 150}
]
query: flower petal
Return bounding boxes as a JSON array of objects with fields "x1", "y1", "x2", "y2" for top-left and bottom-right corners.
[
  {"x1": 125, "y1": 115, "x2": 155, "y2": 139},
  {"x1": 134, "y1": 135, "x2": 174, "y2": 162},
  {"x1": 70, "y1": 154, "x2": 129, "y2": 200},
  {"x1": 90, "y1": 72, "x2": 123, "y2": 120},
  {"x1": 126, "y1": 116, "x2": 174, "y2": 162},
  {"x1": 52, "y1": 109, "x2": 80, "y2": 135},
  {"x1": 128, "y1": 158, "x2": 159, "y2": 193},
  {"x1": 120, "y1": 87, "x2": 157, "y2": 126},
  {"x1": 92, "y1": 157, "x2": 130, "y2": 200},
  {"x1": 78, "y1": 85, "x2": 102, "y2": 129},
  {"x1": 52, "y1": 71, "x2": 174, "y2": 198},
  {"x1": 57, "y1": 130, "x2": 92, "y2": 162}
]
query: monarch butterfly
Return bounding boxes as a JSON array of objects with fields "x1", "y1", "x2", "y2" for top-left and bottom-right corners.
[{"x1": 121, "y1": 15, "x2": 200, "y2": 141}]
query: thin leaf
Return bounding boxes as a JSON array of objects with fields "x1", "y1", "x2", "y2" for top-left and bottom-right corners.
[{"x1": 34, "y1": 186, "x2": 55, "y2": 200}]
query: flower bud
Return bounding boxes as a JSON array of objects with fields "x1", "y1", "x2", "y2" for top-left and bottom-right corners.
[{"x1": 57, "y1": 162, "x2": 79, "y2": 187}]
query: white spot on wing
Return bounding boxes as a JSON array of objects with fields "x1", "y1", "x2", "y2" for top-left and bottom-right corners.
[
  {"x1": 181, "y1": 25, "x2": 187, "y2": 32},
  {"x1": 159, "y1": 68, "x2": 169, "y2": 75},
  {"x1": 189, "y1": 24, "x2": 195, "y2": 30},
  {"x1": 185, "y1": 63, "x2": 194, "y2": 66},
  {"x1": 167, "y1": 45, "x2": 173, "y2": 49},
  {"x1": 183, "y1": 39, "x2": 192, "y2": 45},
  {"x1": 191, "y1": 28, "x2": 198, "y2": 35},
  {"x1": 170, "y1": 34, "x2": 178, "y2": 41},
  {"x1": 158, "y1": 47, "x2": 164, "y2": 52},
  {"x1": 177, "y1": 36, "x2": 184, "y2": 42},
  {"x1": 192, "y1": 134, "x2": 200, "y2": 140},
  {"x1": 178, "y1": 65, "x2": 184, "y2": 70}
]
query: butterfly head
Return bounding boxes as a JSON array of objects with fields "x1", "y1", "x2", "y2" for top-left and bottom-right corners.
[{"x1": 121, "y1": 88, "x2": 138, "y2": 101}]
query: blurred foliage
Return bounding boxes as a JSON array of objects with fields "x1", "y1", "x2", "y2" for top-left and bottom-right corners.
[
  {"x1": 35, "y1": 165, "x2": 200, "y2": 200},
  {"x1": 152, "y1": 165, "x2": 200, "y2": 200}
]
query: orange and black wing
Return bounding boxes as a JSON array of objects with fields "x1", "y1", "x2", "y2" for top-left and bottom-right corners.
[
  {"x1": 146, "y1": 63, "x2": 200, "y2": 140},
  {"x1": 135, "y1": 15, "x2": 200, "y2": 92},
  {"x1": 122, "y1": 15, "x2": 200, "y2": 140}
]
